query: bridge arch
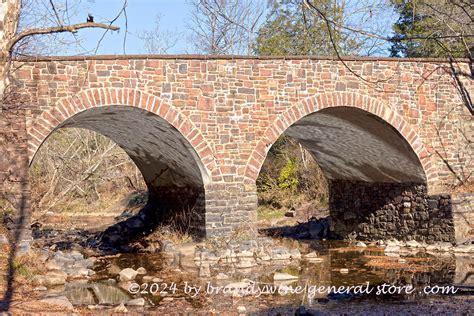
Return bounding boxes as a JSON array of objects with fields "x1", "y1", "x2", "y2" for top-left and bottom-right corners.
[
  {"x1": 27, "y1": 87, "x2": 217, "y2": 239},
  {"x1": 247, "y1": 91, "x2": 448, "y2": 241},
  {"x1": 245, "y1": 91, "x2": 434, "y2": 192}
]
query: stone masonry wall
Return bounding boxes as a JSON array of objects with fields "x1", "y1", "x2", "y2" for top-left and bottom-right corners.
[
  {"x1": 3, "y1": 55, "x2": 472, "y2": 238},
  {"x1": 329, "y1": 180, "x2": 455, "y2": 243}
]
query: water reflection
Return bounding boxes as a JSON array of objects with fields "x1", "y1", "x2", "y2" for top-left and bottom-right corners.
[{"x1": 44, "y1": 241, "x2": 473, "y2": 312}]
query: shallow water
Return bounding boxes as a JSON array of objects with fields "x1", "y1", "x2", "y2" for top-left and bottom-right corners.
[{"x1": 56, "y1": 240, "x2": 473, "y2": 313}]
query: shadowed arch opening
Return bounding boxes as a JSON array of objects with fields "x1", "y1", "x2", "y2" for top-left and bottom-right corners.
[
  {"x1": 284, "y1": 106, "x2": 426, "y2": 183},
  {"x1": 30, "y1": 104, "x2": 210, "y2": 244},
  {"x1": 256, "y1": 106, "x2": 449, "y2": 243}
]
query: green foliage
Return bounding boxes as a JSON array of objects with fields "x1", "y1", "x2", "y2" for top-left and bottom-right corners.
[
  {"x1": 389, "y1": 0, "x2": 472, "y2": 58},
  {"x1": 0, "y1": 199, "x2": 14, "y2": 222},
  {"x1": 254, "y1": 0, "x2": 356, "y2": 56},
  {"x1": 257, "y1": 135, "x2": 328, "y2": 211},
  {"x1": 13, "y1": 261, "x2": 31, "y2": 278},
  {"x1": 278, "y1": 158, "x2": 299, "y2": 191}
]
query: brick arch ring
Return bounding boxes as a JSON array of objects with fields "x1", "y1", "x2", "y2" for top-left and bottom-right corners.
[
  {"x1": 244, "y1": 91, "x2": 435, "y2": 191},
  {"x1": 27, "y1": 87, "x2": 218, "y2": 181}
]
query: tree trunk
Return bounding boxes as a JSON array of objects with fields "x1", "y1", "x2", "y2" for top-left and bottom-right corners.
[
  {"x1": 1, "y1": 0, "x2": 21, "y2": 103},
  {"x1": 1, "y1": 0, "x2": 30, "y2": 241}
]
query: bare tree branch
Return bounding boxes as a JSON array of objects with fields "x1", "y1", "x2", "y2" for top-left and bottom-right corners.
[{"x1": 7, "y1": 22, "x2": 119, "y2": 55}]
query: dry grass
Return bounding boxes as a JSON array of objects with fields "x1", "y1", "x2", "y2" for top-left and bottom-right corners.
[{"x1": 145, "y1": 225, "x2": 194, "y2": 246}]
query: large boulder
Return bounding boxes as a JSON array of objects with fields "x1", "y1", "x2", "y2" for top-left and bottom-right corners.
[{"x1": 119, "y1": 268, "x2": 138, "y2": 282}]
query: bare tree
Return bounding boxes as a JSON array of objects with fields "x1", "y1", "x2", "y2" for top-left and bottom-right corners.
[
  {"x1": 1, "y1": 0, "x2": 127, "y2": 112},
  {"x1": 138, "y1": 14, "x2": 180, "y2": 54},
  {"x1": 187, "y1": 0, "x2": 267, "y2": 55},
  {"x1": 303, "y1": 0, "x2": 473, "y2": 190}
]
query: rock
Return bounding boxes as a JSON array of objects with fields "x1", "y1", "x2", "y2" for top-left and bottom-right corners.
[
  {"x1": 114, "y1": 303, "x2": 128, "y2": 313},
  {"x1": 54, "y1": 252, "x2": 75, "y2": 267},
  {"x1": 384, "y1": 245, "x2": 400, "y2": 253},
  {"x1": 454, "y1": 245, "x2": 474, "y2": 253},
  {"x1": 199, "y1": 264, "x2": 211, "y2": 277},
  {"x1": 47, "y1": 270, "x2": 68, "y2": 278},
  {"x1": 237, "y1": 306, "x2": 247, "y2": 314},
  {"x1": 438, "y1": 242, "x2": 454, "y2": 252},
  {"x1": 290, "y1": 248, "x2": 301, "y2": 259},
  {"x1": 224, "y1": 281, "x2": 252, "y2": 293},
  {"x1": 427, "y1": 199, "x2": 438, "y2": 209},
  {"x1": 16, "y1": 241, "x2": 30, "y2": 257},
  {"x1": 67, "y1": 267, "x2": 90, "y2": 279},
  {"x1": 161, "y1": 240, "x2": 176, "y2": 254},
  {"x1": 256, "y1": 250, "x2": 271, "y2": 262},
  {"x1": 406, "y1": 240, "x2": 422, "y2": 248},
  {"x1": 216, "y1": 273, "x2": 229, "y2": 280},
  {"x1": 284, "y1": 209, "x2": 296, "y2": 217},
  {"x1": 126, "y1": 298, "x2": 145, "y2": 306},
  {"x1": 108, "y1": 264, "x2": 122, "y2": 275},
  {"x1": 152, "y1": 277, "x2": 163, "y2": 283},
  {"x1": 386, "y1": 240, "x2": 400, "y2": 247},
  {"x1": 236, "y1": 259, "x2": 257, "y2": 269},
  {"x1": 34, "y1": 286, "x2": 47, "y2": 291},
  {"x1": 45, "y1": 259, "x2": 61, "y2": 271},
  {"x1": 0, "y1": 234, "x2": 7, "y2": 245},
  {"x1": 68, "y1": 250, "x2": 84, "y2": 261},
  {"x1": 161, "y1": 297, "x2": 174, "y2": 303},
  {"x1": 39, "y1": 296, "x2": 73, "y2": 310},
  {"x1": 356, "y1": 241, "x2": 367, "y2": 248},
  {"x1": 271, "y1": 247, "x2": 291, "y2": 260},
  {"x1": 136, "y1": 267, "x2": 147, "y2": 275},
  {"x1": 32, "y1": 275, "x2": 66, "y2": 286},
  {"x1": 142, "y1": 276, "x2": 153, "y2": 283},
  {"x1": 236, "y1": 250, "x2": 254, "y2": 258},
  {"x1": 339, "y1": 268, "x2": 349, "y2": 274},
  {"x1": 273, "y1": 272, "x2": 298, "y2": 281},
  {"x1": 119, "y1": 268, "x2": 138, "y2": 282}
]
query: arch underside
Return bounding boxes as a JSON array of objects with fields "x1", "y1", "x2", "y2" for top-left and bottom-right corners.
[
  {"x1": 284, "y1": 107, "x2": 426, "y2": 183},
  {"x1": 39, "y1": 105, "x2": 208, "y2": 240}
]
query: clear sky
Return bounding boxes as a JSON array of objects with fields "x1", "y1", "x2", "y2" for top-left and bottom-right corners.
[
  {"x1": 31, "y1": 0, "x2": 396, "y2": 56},
  {"x1": 65, "y1": 0, "x2": 195, "y2": 55}
]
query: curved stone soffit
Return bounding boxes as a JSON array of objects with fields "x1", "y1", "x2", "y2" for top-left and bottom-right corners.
[
  {"x1": 244, "y1": 91, "x2": 434, "y2": 188},
  {"x1": 27, "y1": 88, "x2": 217, "y2": 182}
]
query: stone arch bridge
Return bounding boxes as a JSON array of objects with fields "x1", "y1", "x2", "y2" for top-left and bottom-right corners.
[{"x1": 1, "y1": 55, "x2": 473, "y2": 243}]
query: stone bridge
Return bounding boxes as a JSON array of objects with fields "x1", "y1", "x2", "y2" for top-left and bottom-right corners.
[{"x1": 1, "y1": 55, "x2": 473, "y2": 243}]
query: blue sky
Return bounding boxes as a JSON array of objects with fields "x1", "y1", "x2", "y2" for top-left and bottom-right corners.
[
  {"x1": 33, "y1": 0, "x2": 397, "y2": 56},
  {"x1": 71, "y1": 0, "x2": 194, "y2": 54}
]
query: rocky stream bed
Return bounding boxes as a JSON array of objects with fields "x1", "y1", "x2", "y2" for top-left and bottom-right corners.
[{"x1": 1, "y1": 221, "x2": 473, "y2": 315}]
